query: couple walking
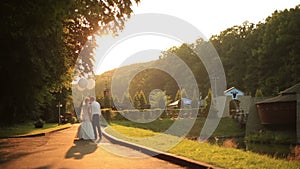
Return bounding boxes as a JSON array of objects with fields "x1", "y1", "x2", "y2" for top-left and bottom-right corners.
[{"x1": 77, "y1": 96, "x2": 102, "y2": 141}]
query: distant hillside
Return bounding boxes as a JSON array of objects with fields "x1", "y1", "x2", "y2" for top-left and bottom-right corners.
[
  {"x1": 96, "y1": 5, "x2": 300, "y2": 101},
  {"x1": 95, "y1": 42, "x2": 211, "y2": 102}
]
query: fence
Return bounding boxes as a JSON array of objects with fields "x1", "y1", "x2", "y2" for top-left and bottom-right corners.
[{"x1": 101, "y1": 108, "x2": 207, "y2": 123}]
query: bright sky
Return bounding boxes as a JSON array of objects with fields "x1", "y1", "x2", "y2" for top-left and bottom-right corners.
[{"x1": 94, "y1": 0, "x2": 300, "y2": 75}]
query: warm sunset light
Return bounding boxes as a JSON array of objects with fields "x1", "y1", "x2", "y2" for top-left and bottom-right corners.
[
  {"x1": 2, "y1": 1, "x2": 300, "y2": 169},
  {"x1": 94, "y1": 0, "x2": 300, "y2": 75},
  {"x1": 95, "y1": 34, "x2": 182, "y2": 75}
]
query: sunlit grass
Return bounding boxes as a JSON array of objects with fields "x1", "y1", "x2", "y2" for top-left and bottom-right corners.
[
  {"x1": 106, "y1": 124, "x2": 300, "y2": 169},
  {"x1": 170, "y1": 139, "x2": 300, "y2": 169},
  {"x1": 111, "y1": 117, "x2": 245, "y2": 139},
  {"x1": 108, "y1": 124, "x2": 158, "y2": 138},
  {"x1": 0, "y1": 122, "x2": 72, "y2": 138},
  {"x1": 106, "y1": 124, "x2": 181, "y2": 151}
]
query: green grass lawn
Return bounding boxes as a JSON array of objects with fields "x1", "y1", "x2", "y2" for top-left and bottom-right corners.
[
  {"x1": 0, "y1": 122, "x2": 72, "y2": 138},
  {"x1": 105, "y1": 124, "x2": 300, "y2": 169},
  {"x1": 111, "y1": 117, "x2": 245, "y2": 139}
]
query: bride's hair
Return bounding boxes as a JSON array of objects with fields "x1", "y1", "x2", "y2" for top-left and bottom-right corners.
[
  {"x1": 80, "y1": 97, "x2": 90, "y2": 121},
  {"x1": 83, "y1": 97, "x2": 90, "y2": 106}
]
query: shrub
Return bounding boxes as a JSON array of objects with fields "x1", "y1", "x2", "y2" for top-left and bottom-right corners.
[
  {"x1": 34, "y1": 119, "x2": 45, "y2": 128},
  {"x1": 70, "y1": 116, "x2": 77, "y2": 124}
]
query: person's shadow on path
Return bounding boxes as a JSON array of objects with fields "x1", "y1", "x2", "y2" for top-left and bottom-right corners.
[{"x1": 65, "y1": 140, "x2": 97, "y2": 160}]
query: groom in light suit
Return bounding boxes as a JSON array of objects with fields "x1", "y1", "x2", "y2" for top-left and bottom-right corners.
[{"x1": 90, "y1": 96, "x2": 102, "y2": 141}]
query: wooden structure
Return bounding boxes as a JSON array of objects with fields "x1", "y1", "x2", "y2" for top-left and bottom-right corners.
[
  {"x1": 256, "y1": 83, "x2": 300, "y2": 133},
  {"x1": 256, "y1": 95, "x2": 296, "y2": 126}
]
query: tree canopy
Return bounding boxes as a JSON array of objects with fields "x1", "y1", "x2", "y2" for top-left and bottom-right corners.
[
  {"x1": 96, "y1": 5, "x2": 300, "y2": 106},
  {"x1": 211, "y1": 5, "x2": 300, "y2": 96},
  {"x1": 0, "y1": 0, "x2": 139, "y2": 125}
]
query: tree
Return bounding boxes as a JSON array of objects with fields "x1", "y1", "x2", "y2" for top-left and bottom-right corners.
[
  {"x1": 181, "y1": 89, "x2": 189, "y2": 98},
  {"x1": 127, "y1": 90, "x2": 149, "y2": 110},
  {"x1": 139, "y1": 90, "x2": 148, "y2": 109},
  {"x1": 95, "y1": 4, "x2": 300, "y2": 106},
  {"x1": 256, "y1": 6, "x2": 300, "y2": 95},
  {"x1": 175, "y1": 89, "x2": 189, "y2": 101},
  {"x1": 1, "y1": 1, "x2": 71, "y2": 124},
  {"x1": 0, "y1": 0, "x2": 139, "y2": 125},
  {"x1": 133, "y1": 92, "x2": 141, "y2": 109},
  {"x1": 175, "y1": 90, "x2": 181, "y2": 101},
  {"x1": 149, "y1": 90, "x2": 171, "y2": 109},
  {"x1": 121, "y1": 92, "x2": 133, "y2": 109},
  {"x1": 255, "y1": 89, "x2": 264, "y2": 97},
  {"x1": 203, "y1": 88, "x2": 212, "y2": 114},
  {"x1": 210, "y1": 21, "x2": 255, "y2": 91},
  {"x1": 210, "y1": 5, "x2": 300, "y2": 96},
  {"x1": 242, "y1": 22, "x2": 265, "y2": 95},
  {"x1": 65, "y1": 0, "x2": 140, "y2": 77},
  {"x1": 102, "y1": 96, "x2": 111, "y2": 109}
]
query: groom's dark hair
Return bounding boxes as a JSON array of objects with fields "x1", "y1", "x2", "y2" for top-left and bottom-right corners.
[{"x1": 90, "y1": 96, "x2": 95, "y2": 102}]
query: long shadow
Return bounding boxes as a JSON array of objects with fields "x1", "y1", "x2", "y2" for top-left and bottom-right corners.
[
  {"x1": 0, "y1": 152, "x2": 29, "y2": 164},
  {"x1": 0, "y1": 147, "x2": 56, "y2": 165},
  {"x1": 0, "y1": 140, "x2": 14, "y2": 149},
  {"x1": 0, "y1": 140, "x2": 46, "y2": 164},
  {"x1": 65, "y1": 140, "x2": 97, "y2": 160},
  {"x1": 33, "y1": 165, "x2": 52, "y2": 169}
]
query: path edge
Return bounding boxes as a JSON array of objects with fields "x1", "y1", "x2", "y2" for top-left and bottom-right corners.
[
  {"x1": 102, "y1": 127, "x2": 223, "y2": 169},
  {"x1": 3, "y1": 125, "x2": 72, "y2": 139}
]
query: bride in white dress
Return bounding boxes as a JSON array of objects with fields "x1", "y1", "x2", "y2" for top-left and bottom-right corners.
[{"x1": 78, "y1": 97, "x2": 95, "y2": 140}]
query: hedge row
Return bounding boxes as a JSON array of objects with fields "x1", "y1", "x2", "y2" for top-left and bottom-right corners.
[{"x1": 101, "y1": 108, "x2": 207, "y2": 122}]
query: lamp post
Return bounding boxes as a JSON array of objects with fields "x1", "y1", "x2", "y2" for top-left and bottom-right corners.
[
  {"x1": 297, "y1": 93, "x2": 300, "y2": 144},
  {"x1": 57, "y1": 88, "x2": 63, "y2": 125},
  {"x1": 57, "y1": 102, "x2": 63, "y2": 125}
]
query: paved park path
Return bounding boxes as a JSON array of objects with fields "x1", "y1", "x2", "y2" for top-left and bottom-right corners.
[{"x1": 0, "y1": 124, "x2": 186, "y2": 169}]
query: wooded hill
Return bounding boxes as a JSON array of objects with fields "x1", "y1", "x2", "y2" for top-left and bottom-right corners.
[
  {"x1": 96, "y1": 5, "x2": 300, "y2": 104},
  {"x1": 95, "y1": 41, "x2": 211, "y2": 105}
]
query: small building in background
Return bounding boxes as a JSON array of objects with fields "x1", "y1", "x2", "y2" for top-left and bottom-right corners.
[
  {"x1": 224, "y1": 87, "x2": 244, "y2": 100},
  {"x1": 167, "y1": 98, "x2": 192, "y2": 109},
  {"x1": 223, "y1": 87, "x2": 246, "y2": 116},
  {"x1": 256, "y1": 83, "x2": 300, "y2": 129},
  {"x1": 223, "y1": 87, "x2": 250, "y2": 127}
]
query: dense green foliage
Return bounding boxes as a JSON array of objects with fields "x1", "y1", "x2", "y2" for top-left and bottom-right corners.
[
  {"x1": 96, "y1": 5, "x2": 300, "y2": 103},
  {"x1": 211, "y1": 5, "x2": 300, "y2": 96},
  {"x1": 0, "y1": 0, "x2": 138, "y2": 125}
]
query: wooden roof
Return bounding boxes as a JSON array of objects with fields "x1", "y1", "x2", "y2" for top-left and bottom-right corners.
[
  {"x1": 257, "y1": 83, "x2": 300, "y2": 104},
  {"x1": 256, "y1": 94, "x2": 296, "y2": 104},
  {"x1": 280, "y1": 82, "x2": 300, "y2": 95}
]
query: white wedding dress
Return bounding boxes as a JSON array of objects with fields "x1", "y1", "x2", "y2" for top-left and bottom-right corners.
[{"x1": 78, "y1": 105, "x2": 95, "y2": 140}]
